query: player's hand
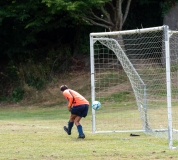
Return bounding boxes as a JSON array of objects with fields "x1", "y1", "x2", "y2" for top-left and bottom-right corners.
[{"x1": 68, "y1": 107, "x2": 72, "y2": 112}]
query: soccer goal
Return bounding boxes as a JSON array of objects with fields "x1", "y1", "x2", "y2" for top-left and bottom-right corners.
[{"x1": 90, "y1": 25, "x2": 178, "y2": 149}]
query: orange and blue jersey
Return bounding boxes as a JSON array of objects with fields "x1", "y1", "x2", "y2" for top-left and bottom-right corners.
[{"x1": 62, "y1": 89, "x2": 89, "y2": 110}]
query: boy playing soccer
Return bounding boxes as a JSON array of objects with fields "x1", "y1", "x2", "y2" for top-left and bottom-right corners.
[{"x1": 60, "y1": 85, "x2": 89, "y2": 139}]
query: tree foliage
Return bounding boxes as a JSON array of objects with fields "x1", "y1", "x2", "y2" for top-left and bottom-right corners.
[
  {"x1": 0, "y1": 0, "x2": 70, "y2": 60},
  {"x1": 0, "y1": 0, "x2": 173, "y2": 102},
  {"x1": 0, "y1": 0, "x2": 79, "y2": 98},
  {"x1": 42, "y1": 0, "x2": 132, "y2": 31},
  {"x1": 160, "y1": 0, "x2": 178, "y2": 15},
  {"x1": 42, "y1": 0, "x2": 171, "y2": 31}
]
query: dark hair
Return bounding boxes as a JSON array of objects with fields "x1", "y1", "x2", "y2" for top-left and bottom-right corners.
[{"x1": 60, "y1": 85, "x2": 68, "y2": 91}]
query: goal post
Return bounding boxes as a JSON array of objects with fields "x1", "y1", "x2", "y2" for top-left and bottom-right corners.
[
  {"x1": 164, "y1": 25, "x2": 173, "y2": 149},
  {"x1": 90, "y1": 25, "x2": 178, "y2": 149}
]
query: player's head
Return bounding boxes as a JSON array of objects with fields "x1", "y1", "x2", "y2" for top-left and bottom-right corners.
[{"x1": 60, "y1": 85, "x2": 68, "y2": 91}]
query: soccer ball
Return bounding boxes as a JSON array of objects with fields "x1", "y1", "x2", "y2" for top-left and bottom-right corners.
[{"x1": 92, "y1": 101, "x2": 101, "y2": 110}]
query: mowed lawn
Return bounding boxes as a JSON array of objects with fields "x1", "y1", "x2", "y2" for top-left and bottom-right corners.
[{"x1": 0, "y1": 105, "x2": 178, "y2": 160}]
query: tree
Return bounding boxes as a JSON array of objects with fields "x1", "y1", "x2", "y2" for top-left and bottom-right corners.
[
  {"x1": 0, "y1": 0, "x2": 81, "y2": 98},
  {"x1": 82, "y1": 0, "x2": 132, "y2": 31},
  {"x1": 42, "y1": 0, "x2": 132, "y2": 31}
]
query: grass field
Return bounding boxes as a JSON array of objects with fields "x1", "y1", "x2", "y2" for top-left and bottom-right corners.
[{"x1": 0, "y1": 104, "x2": 178, "y2": 160}]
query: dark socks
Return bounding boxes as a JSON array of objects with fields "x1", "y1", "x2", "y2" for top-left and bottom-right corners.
[
  {"x1": 77, "y1": 125, "x2": 84, "y2": 135},
  {"x1": 68, "y1": 121, "x2": 74, "y2": 134}
]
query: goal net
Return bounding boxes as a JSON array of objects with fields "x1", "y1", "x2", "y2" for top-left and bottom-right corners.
[{"x1": 90, "y1": 25, "x2": 178, "y2": 149}]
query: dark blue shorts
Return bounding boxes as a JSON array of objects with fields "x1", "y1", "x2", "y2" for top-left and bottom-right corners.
[{"x1": 71, "y1": 104, "x2": 89, "y2": 118}]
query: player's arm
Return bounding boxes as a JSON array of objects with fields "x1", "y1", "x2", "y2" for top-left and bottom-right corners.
[{"x1": 63, "y1": 91, "x2": 73, "y2": 111}]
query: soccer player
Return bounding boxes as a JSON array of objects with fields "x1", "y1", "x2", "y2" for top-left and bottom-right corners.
[{"x1": 60, "y1": 85, "x2": 89, "y2": 139}]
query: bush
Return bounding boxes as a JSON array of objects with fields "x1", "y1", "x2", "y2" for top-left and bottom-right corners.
[{"x1": 12, "y1": 87, "x2": 24, "y2": 102}]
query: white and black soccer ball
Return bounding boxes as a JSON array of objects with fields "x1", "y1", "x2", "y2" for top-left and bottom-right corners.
[{"x1": 92, "y1": 101, "x2": 101, "y2": 110}]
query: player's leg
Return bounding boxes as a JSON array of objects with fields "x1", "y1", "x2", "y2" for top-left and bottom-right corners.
[
  {"x1": 74, "y1": 116, "x2": 85, "y2": 139},
  {"x1": 74, "y1": 104, "x2": 89, "y2": 138},
  {"x1": 65, "y1": 105, "x2": 89, "y2": 138},
  {"x1": 64, "y1": 114, "x2": 77, "y2": 135}
]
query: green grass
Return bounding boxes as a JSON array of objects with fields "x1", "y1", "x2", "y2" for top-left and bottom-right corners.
[{"x1": 0, "y1": 105, "x2": 178, "y2": 160}]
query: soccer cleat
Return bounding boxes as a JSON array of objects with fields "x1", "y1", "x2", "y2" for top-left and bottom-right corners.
[
  {"x1": 63, "y1": 126, "x2": 71, "y2": 135},
  {"x1": 78, "y1": 134, "x2": 85, "y2": 139}
]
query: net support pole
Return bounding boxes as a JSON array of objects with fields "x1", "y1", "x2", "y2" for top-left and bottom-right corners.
[
  {"x1": 143, "y1": 84, "x2": 149, "y2": 132},
  {"x1": 164, "y1": 25, "x2": 173, "y2": 149},
  {"x1": 90, "y1": 34, "x2": 96, "y2": 133}
]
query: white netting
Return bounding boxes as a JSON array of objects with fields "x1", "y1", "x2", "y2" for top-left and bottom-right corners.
[{"x1": 90, "y1": 26, "x2": 178, "y2": 148}]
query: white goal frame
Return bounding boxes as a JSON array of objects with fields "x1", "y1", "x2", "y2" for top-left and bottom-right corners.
[{"x1": 90, "y1": 25, "x2": 178, "y2": 149}]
